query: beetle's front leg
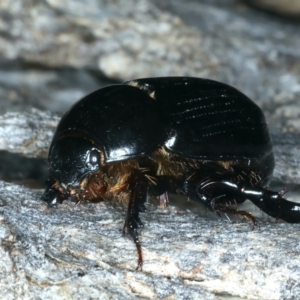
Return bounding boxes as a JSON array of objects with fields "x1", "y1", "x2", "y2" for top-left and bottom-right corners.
[
  {"x1": 41, "y1": 177, "x2": 67, "y2": 206},
  {"x1": 124, "y1": 171, "x2": 148, "y2": 270}
]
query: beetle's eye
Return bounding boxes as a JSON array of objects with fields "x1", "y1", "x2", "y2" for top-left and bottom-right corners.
[{"x1": 88, "y1": 149, "x2": 100, "y2": 166}]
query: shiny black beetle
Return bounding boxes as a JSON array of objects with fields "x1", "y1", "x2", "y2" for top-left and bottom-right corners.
[{"x1": 42, "y1": 77, "x2": 300, "y2": 269}]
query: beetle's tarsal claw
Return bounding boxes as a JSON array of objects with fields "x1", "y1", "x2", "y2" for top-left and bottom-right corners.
[
  {"x1": 41, "y1": 188, "x2": 58, "y2": 207},
  {"x1": 135, "y1": 240, "x2": 143, "y2": 271},
  {"x1": 124, "y1": 215, "x2": 144, "y2": 270}
]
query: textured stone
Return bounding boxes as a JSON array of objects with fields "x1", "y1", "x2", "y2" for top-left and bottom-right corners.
[
  {"x1": 0, "y1": 0, "x2": 215, "y2": 114},
  {"x1": 1, "y1": 180, "x2": 300, "y2": 299},
  {"x1": 272, "y1": 133, "x2": 300, "y2": 184},
  {"x1": 0, "y1": 109, "x2": 59, "y2": 157}
]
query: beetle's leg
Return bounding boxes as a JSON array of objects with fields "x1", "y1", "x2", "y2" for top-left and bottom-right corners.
[
  {"x1": 41, "y1": 177, "x2": 67, "y2": 206},
  {"x1": 149, "y1": 175, "x2": 258, "y2": 223},
  {"x1": 124, "y1": 171, "x2": 148, "y2": 270},
  {"x1": 241, "y1": 186, "x2": 300, "y2": 223},
  {"x1": 200, "y1": 181, "x2": 300, "y2": 223},
  {"x1": 186, "y1": 178, "x2": 300, "y2": 224},
  {"x1": 184, "y1": 179, "x2": 256, "y2": 223},
  {"x1": 211, "y1": 205, "x2": 259, "y2": 229}
]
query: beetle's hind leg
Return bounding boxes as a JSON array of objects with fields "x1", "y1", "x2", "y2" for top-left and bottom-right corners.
[
  {"x1": 213, "y1": 185, "x2": 300, "y2": 224},
  {"x1": 184, "y1": 179, "x2": 259, "y2": 225},
  {"x1": 212, "y1": 204, "x2": 259, "y2": 229},
  {"x1": 185, "y1": 177, "x2": 300, "y2": 224},
  {"x1": 243, "y1": 186, "x2": 300, "y2": 223},
  {"x1": 207, "y1": 182, "x2": 300, "y2": 224}
]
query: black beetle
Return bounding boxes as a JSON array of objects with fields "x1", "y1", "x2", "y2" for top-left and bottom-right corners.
[{"x1": 42, "y1": 77, "x2": 300, "y2": 269}]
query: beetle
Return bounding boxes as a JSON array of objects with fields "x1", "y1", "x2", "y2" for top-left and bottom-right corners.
[{"x1": 41, "y1": 77, "x2": 300, "y2": 269}]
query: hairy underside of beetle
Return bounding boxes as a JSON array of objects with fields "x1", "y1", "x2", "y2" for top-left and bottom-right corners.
[{"x1": 58, "y1": 146, "x2": 272, "y2": 209}]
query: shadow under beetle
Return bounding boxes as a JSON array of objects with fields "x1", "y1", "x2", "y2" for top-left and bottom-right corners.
[{"x1": 41, "y1": 77, "x2": 300, "y2": 269}]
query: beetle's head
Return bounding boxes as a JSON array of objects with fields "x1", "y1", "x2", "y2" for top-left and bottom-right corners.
[{"x1": 49, "y1": 136, "x2": 102, "y2": 196}]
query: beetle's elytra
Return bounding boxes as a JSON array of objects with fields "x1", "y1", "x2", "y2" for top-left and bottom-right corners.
[{"x1": 42, "y1": 77, "x2": 300, "y2": 269}]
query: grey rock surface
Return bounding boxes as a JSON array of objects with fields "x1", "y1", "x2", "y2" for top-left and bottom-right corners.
[
  {"x1": 0, "y1": 0, "x2": 300, "y2": 299},
  {"x1": 0, "y1": 110, "x2": 59, "y2": 158},
  {"x1": 272, "y1": 133, "x2": 300, "y2": 185},
  {"x1": 0, "y1": 0, "x2": 214, "y2": 114},
  {"x1": 0, "y1": 180, "x2": 217, "y2": 300},
  {"x1": 1, "y1": 179, "x2": 300, "y2": 300}
]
